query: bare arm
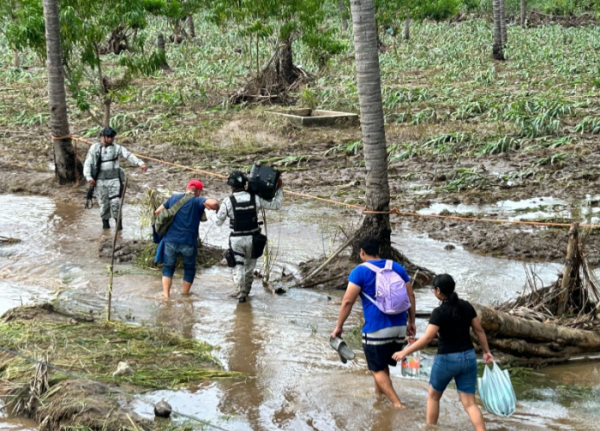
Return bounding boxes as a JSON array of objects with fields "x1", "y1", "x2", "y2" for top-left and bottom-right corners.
[
  {"x1": 155, "y1": 204, "x2": 165, "y2": 215},
  {"x1": 204, "y1": 199, "x2": 219, "y2": 211},
  {"x1": 472, "y1": 317, "x2": 494, "y2": 363},
  {"x1": 331, "y1": 282, "x2": 361, "y2": 338},
  {"x1": 392, "y1": 324, "x2": 440, "y2": 361}
]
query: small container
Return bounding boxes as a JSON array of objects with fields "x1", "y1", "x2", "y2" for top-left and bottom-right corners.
[{"x1": 401, "y1": 338, "x2": 421, "y2": 378}]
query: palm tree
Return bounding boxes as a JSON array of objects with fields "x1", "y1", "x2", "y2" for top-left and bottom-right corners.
[
  {"x1": 492, "y1": 0, "x2": 505, "y2": 60},
  {"x1": 520, "y1": 0, "x2": 527, "y2": 27},
  {"x1": 403, "y1": 13, "x2": 410, "y2": 41},
  {"x1": 349, "y1": 0, "x2": 394, "y2": 258},
  {"x1": 42, "y1": 0, "x2": 77, "y2": 184}
]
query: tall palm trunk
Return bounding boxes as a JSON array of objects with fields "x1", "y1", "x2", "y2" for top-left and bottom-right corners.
[
  {"x1": 520, "y1": 0, "x2": 527, "y2": 27},
  {"x1": 492, "y1": 0, "x2": 505, "y2": 60},
  {"x1": 403, "y1": 13, "x2": 410, "y2": 40},
  {"x1": 42, "y1": 0, "x2": 77, "y2": 184},
  {"x1": 349, "y1": 0, "x2": 393, "y2": 259},
  {"x1": 13, "y1": 50, "x2": 19, "y2": 67},
  {"x1": 500, "y1": 0, "x2": 507, "y2": 46}
]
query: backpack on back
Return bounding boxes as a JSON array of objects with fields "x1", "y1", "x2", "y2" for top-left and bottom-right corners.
[
  {"x1": 361, "y1": 260, "x2": 411, "y2": 315},
  {"x1": 154, "y1": 194, "x2": 194, "y2": 236}
]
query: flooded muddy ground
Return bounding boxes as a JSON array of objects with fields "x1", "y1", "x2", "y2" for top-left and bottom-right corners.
[
  {"x1": 2, "y1": 100, "x2": 600, "y2": 269},
  {"x1": 2, "y1": 193, "x2": 600, "y2": 430}
]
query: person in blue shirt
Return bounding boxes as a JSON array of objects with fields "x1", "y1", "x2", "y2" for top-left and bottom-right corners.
[
  {"x1": 332, "y1": 236, "x2": 416, "y2": 408},
  {"x1": 154, "y1": 180, "x2": 219, "y2": 298}
]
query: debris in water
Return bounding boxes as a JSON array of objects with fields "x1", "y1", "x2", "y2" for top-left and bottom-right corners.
[
  {"x1": 112, "y1": 362, "x2": 134, "y2": 377},
  {"x1": 154, "y1": 400, "x2": 172, "y2": 418},
  {"x1": 0, "y1": 235, "x2": 21, "y2": 245}
]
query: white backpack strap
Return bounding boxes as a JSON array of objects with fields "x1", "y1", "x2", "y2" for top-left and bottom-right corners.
[
  {"x1": 361, "y1": 262, "x2": 383, "y2": 273},
  {"x1": 384, "y1": 260, "x2": 393, "y2": 270},
  {"x1": 361, "y1": 290, "x2": 378, "y2": 305}
]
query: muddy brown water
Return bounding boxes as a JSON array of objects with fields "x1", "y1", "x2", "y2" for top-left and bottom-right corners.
[{"x1": 1, "y1": 193, "x2": 600, "y2": 430}]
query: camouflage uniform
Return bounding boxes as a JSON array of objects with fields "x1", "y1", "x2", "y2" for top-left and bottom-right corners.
[
  {"x1": 83, "y1": 142, "x2": 144, "y2": 222},
  {"x1": 215, "y1": 189, "x2": 283, "y2": 299}
]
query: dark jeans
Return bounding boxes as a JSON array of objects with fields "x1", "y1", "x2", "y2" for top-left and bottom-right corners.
[{"x1": 161, "y1": 242, "x2": 197, "y2": 283}]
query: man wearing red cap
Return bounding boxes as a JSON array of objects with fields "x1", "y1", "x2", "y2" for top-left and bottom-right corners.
[{"x1": 154, "y1": 180, "x2": 219, "y2": 298}]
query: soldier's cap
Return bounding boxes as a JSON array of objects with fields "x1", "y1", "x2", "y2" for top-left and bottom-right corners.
[
  {"x1": 100, "y1": 126, "x2": 117, "y2": 138},
  {"x1": 187, "y1": 179, "x2": 203, "y2": 190}
]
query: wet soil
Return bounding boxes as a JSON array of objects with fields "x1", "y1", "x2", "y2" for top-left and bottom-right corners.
[
  {"x1": 2, "y1": 112, "x2": 600, "y2": 266},
  {"x1": 0, "y1": 305, "x2": 152, "y2": 431},
  {"x1": 0, "y1": 303, "x2": 237, "y2": 431},
  {"x1": 6, "y1": 192, "x2": 599, "y2": 430}
]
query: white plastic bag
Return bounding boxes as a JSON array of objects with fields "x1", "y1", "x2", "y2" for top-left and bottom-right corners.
[{"x1": 477, "y1": 362, "x2": 516, "y2": 417}]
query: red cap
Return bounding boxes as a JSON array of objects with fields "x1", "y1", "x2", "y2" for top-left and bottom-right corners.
[{"x1": 187, "y1": 179, "x2": 203, "y2": 191}]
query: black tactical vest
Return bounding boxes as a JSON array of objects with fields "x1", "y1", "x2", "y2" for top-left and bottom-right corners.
[{"x1": 230, "y1": 194, "x2": 259, "y2": 234}]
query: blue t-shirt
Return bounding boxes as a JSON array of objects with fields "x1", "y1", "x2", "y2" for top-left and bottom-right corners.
[
  {"x1": 348, "y1": 259, "x2": 411, "y2": 333},
  {"x1": 162, "y1": 194, "x2": 206, "y2": 246}
]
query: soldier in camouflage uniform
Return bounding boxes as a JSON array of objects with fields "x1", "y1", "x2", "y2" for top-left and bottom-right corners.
[
  {"x1": 215, "y1": 171, "x2": 283, "y2": 303},
  {"x1": 83, "y1": 127, "x2": 147, "y2": 230}
]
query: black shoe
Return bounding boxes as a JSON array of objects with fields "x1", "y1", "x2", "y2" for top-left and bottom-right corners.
[
  {"x1": 102, "y1": 219, "x2": 110, "y2": 229},
  {"x1": 238, "y1": 297, "x2": 247, "y2": 303},
  {"x1": 115, "y1": 218, "x2": 123, "y2": 231}
]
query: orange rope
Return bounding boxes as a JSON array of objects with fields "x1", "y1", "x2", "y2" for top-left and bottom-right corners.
[
  {"x1": 62, "y1": 134, "x2": 600, "y2": 230},
  {"x1": 51, "y1": 134, "x2": 72, "y2": 140}
]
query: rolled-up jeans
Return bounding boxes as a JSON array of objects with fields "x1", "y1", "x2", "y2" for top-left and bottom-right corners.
[{"x1": 161, "y1": 242, "x2": 197, "y2": 283}]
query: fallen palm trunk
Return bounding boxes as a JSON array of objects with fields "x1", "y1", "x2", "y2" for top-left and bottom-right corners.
[{"x1": 474, "y1": 303, "x2": 600, "y2": 358}]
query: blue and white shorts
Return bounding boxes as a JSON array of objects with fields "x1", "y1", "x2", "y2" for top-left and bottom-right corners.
[{"x1": 362, "y1": 325, "x2": 407, "y2": 372}]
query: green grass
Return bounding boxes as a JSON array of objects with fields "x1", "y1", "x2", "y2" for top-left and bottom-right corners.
[
  {"x1": 0, "y1": 307, "x2": 240, "y2": 390},
  {"x1": 1, "y1": 10, "x2": 600, "y2": 194}
]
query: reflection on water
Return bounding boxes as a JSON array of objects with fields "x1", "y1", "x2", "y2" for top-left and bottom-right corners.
[{"x1": 0, "y1": 194, "x2": 596, "y2": 430}]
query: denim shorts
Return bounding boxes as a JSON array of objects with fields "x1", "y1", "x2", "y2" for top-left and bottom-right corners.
[
  {"x1": 429, "y1": 349, "x2": 477, "y2": 394},
  {"x1": 162, "y1": 242, "x2": 197, "y2": 283}
]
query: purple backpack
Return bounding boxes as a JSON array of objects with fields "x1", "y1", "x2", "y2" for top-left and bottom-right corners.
[{"x1": 361, "y1": 260, "x2": 411, "y2": 315}]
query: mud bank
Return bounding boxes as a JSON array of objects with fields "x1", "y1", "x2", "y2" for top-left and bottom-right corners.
[
  {"x1": 3, "y1": 119, "x2": 600, "y2": 268},
  {"x1": 0, "y1": 304, "x2": 239, "y2": 431}
]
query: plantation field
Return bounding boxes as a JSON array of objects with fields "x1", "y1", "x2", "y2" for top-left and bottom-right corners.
[{"x1": 1, "y1": 14, "x2": 600, "y2": 263}]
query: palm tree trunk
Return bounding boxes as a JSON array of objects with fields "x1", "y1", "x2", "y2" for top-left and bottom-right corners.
[
  {"x1": 349, "y1": 0, "x2": 393, "y2": 259},
  {"x1": 492, "y1": 0, "x2": 505, "y2": 60},
  {"x1": 403, "y1": 13, "x2": 410, "y2": 40},
  {"x1": 13, "y1": 49, "x2": 19, "y2": 67},
  {"x1": 520, "y1": 0, "x2": 527, "y2": 27},
  {"x1": 500, "y1": 0, "x2": 507, "y2": 46},
  {"x1": 42, "y1": 0, "x2": 76, "y2": 184}
]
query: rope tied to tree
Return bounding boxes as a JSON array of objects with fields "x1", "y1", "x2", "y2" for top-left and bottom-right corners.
[
  {"x1": 50, "y1": 134, "x2": 79, "y2": 187},
  {"x1": 59, "y1": 134, "x2": 600, "y2": 230}
]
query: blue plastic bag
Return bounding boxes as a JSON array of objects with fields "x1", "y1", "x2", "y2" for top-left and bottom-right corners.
[{"x1": 477, "y1": 362, "x2": 516, "y2": 417}]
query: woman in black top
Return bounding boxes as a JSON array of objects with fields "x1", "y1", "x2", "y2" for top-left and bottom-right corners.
[{"x1": 393, "y1": 274, "x2": 493, "y2": 431}]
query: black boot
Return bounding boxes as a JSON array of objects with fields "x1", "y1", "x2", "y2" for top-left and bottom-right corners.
[
  {"x1": 115, "y1": 218, "x2": 123, "y2": 231},
  {"x1": 102, "y1": 219, "x2": 110, "y2": 229},
  {"x1": 238, "y1": 297, "x2": 247, "y2": 304}
]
